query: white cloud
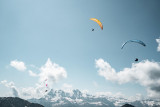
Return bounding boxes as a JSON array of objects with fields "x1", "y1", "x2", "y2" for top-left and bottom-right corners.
[
  {"x1": 28, "y1": 70, "x2": 38, "y2": 77},
  {"x1": 156, "y1": 37, "x2": 160, "y2": 52},
  {"x1": 0, "y1": 80, "x2": 47, "y2": 99},
  {"x1": 0, "y1": 80, "x2": 19, "y2": 97},
  {"x1": 0, "y1": 80, "x2": 7, "y2": 85},
  {"x1": 10, "y1": 60, "x2": 26, "y2": 71},
  {"x1": 147, "y1": 88, "x2": 160, "y2": 99},
  {"x1": 95, "y1": 58, "x2": 160, "y2": 98},
  {"x1": 39, "y1": 58, "x2": 67, "y2": 88},
  {"x1": 62, "y1": 83, "x2": 73, "y2": 89},
  {"x1": 10, "y1": 58, "x2": 67, "y2": 86},
  {"x1": 96, "y1": 59, "x2": 118, "y2": 82},
  {"x1": 19, "y1": 83, "x2": 46, "y2": 99},
  {"x1": 1, "y1": 80, "x2": 14, "y2": 88}
]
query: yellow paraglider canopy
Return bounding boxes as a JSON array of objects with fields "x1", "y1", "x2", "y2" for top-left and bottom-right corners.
[{"x1": 90, "y1": 18, "x2": 103, "y2": 30}]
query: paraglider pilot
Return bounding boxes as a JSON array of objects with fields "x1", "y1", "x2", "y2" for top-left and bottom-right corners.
[{"x1": 135, "y1": 58, "x2": 138, "y2": 62}]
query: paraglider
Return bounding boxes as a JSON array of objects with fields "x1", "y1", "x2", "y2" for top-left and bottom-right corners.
[
  {"x1": 121, "y1": 39, "x2": 146, "y2": 49},
  {"x1": 92, "y1": 28, "x2": 94, "y2": 31},
  {"x1": 135, "y1": 58, "x2": 138, "y2": 62},
  {"x1": 44, "y1": 79, "x2": 48, "y2": 92},
  {"x1": 90, "y1": 18, "x2": 103, "y2": 30}
]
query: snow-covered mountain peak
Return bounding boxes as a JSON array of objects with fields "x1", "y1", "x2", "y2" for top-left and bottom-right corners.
[{"x1": 28, "y1": 89, "x2": 160, "y2": 107}]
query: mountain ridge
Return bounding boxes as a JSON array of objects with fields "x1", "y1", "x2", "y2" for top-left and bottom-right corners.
[{"x1": 28, "y1": 89, "x2": 160, "y2": 107}]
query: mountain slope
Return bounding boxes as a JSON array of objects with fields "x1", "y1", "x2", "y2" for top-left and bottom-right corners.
[
  {"x1": 121, "y1": 104, "x2": 135, "y2": 107},
  {"x1": 0, "y1": 97, "x2": 44, "y2": 107}
]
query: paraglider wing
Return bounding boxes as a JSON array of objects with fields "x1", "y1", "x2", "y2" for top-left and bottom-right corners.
[
  {"x1": 90, "y1": 18, "x2": 103, "y2": 30},
  {"x1": 121, "y1": 40, "x2": 146, "y2": 49}
]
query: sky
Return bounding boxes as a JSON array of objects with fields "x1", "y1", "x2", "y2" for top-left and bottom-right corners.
[{"x1": 0, "y1": 0, "x2": 160, "y2": 100}]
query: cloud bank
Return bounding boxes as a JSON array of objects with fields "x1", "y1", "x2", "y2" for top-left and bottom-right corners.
[
  {"x1": 95, "y1": 58, "x2": 160, "y2": 98},
  {"x1": 10, "y1": 60, "x2": 26, "y2": 71},
  {"x1": 28, "y1": 70, "x2": 38, "y2": 77}
]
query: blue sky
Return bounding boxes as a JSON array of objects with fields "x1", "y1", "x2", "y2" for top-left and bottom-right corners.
[{"x1": 0, "y1": 0, "x2": 160, "y2": 99}]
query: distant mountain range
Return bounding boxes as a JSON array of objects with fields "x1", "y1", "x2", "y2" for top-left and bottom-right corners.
[
  {"x1": 0, "y1": 97, "x2": 44, "y2": 107},
  {"x1": 27, "y1": 89, "x2": 160, "y2": 107}
]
